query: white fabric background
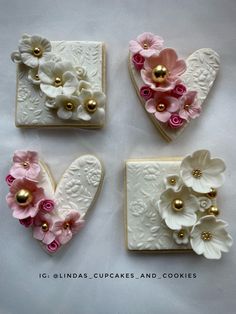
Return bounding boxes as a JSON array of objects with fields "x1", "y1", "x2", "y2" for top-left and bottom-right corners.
[{"x1": 0, "y1": 0, "x2": 236, "y2": 313}]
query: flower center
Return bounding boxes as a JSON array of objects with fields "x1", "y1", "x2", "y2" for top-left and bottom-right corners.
[
  {"x1": 63, "y1": 222, "x2": 70, "y2": 229},
  {"x1": 143, "y1": 43, "x2": 148, "y2": 49},
  {"x1": 22, "y1": 161, "x2": 29, "y2": 168},
  {"x1": 207, "y1": 205, "x2": 219, "y2": 216},
  {"x1": 35, "y1": 74, "x2": 40, "y2": 80},
  {"x1": 201, "y1": 231, "x2": 212, "y2": 241},
  {"x1": 172, "y1": 199, "x2": 184, "y2": 212},
  {"x1": 54, "y1": 77, "x2": 62, "y2": 87},
  {"x1": 85, "y1": 99, "x2": 97, "y2": 113},
  {"x1": 177, "y1": 229, "x2": 186, "y2": 239},
  {"x1": 41, "y1": 222, "x2": 49, "y2": 232},
  {"x1": 184, "y1": 103, "x2": 191, "y2": 110},
  {"x1": 152, "y1": 64, "x2": 169, "y2": 83},
  {"x1": 33, "y1": 47, "x2": 42, "y2": 57},
  {"x1": 192, "y1": 169, "x2": 202, "y2": 178},
  {"x1": 15, "y1": 189, "x2": 33, "y2": 207},
  {"x1": 64, "y1": 102, "x2": 75, "y2": 111},
  {"x1": 156, "y1": 103, "x2": 166, "y2": 112},
  {"x1": 206, "y1": 188, "x2": 217, "y2": 199},
  {"x1": 168, "y1": 177, "x2": 176, "y2": 185}
]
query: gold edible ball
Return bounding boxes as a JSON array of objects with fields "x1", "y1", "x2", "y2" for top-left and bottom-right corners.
[
  {"x1": 151, "y1": 64, "x2": 168, "y2": 83},
  {"x1": 15, "y1": 189, "x2": 33, "y2": 207},
  {"x1": 172, "y1": 199, "x2": 184, "y2": 212},
  {"x1": 63, "y1": 222, "x2": 70, "y2": 229},
  {"x1": 85, "y1": 99, "x2": 97, "y2": 113},
  {"x1": 207, "y1": 188, "x2": 217, "y2": 199},
  {"x1": 54, "y1": 77, "x2": 62, "y2": 87},
  {"x1": 33, "y1": 47, "x2": 42, "y2": 57},
  {"x1": 169, "y1": 178, "x2": 176, "y2": 185},
  {"x1": 41, "y1": 223, "x2": 49, "y2": 232},
  {"x1": 177, "y1": 229, "x2": 185, "y2": 239},
  {"x1": 207, "y1": 205, "x2": 219, "y2": 216},
  {"x1": 64, "y1": 102, "x2": 74, "y2": 111},
  {"x1": 156, "y1": 103, "x2": 166, "y2": 112}
]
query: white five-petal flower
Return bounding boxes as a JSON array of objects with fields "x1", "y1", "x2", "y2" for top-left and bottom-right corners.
[
  {"x1": 164, "y1": 174, "x2": 183, "y2": 192},
  {"x1": 173, "y1": 228, "x2": 190, "y2": 245},
  {"x1": 190, "y1": 215, "x2": 233, "y2": 259},
  {"x1": 38, "y1": 61, "x2": 78, "y2": 98},
  {"x1": 158, "y1": 186, "x2": 199, "y2": 230},
  {"x1": 180, "y1": 150, "x2": 226, "y2": 193},
  {"x1": 54, "y1": 95, "x2": 80, "y2": 120}
]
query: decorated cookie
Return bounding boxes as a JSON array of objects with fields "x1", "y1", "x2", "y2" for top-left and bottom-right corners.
[
  {"x1": 129, "y1": 32, "x2": 220, "y2": 141},
  {"x1": 125, "y1": 150, "x2": 233, "y2": 259},
  {"x1": 11, "y1": 34, "x2": 106, "y2": 128},
  {"x1": 6, "y1": 151, "x2": 104, "y2": 254}
]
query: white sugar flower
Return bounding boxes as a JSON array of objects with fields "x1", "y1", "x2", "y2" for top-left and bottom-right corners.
[
  {"x1": 12, "y1": 34, "x2": 52, "y2": 68},
  {"x1": 164, "y1": 174, "x2": 183, "y2": 191},
  {"x1": 190, "y1": 215, "x2": 233, "y2": 259},
  {"x1": 77, "y1": 89, "x2": 106, "y2": 121},
  {"x1": 53, "y1": 95, "x2": 80, "y2": 120},
  {"x1": 38, "y1": 61, "x2": 78, "y2": 98},
  {"x1": 197, "y1": 196, "x2": 212, "y2": 212},
  {"x1": 77, "y1": 80, "x2": 92, "y2": 93},
  {"x1": 158, "y1": 186, "x2": 199, "y2": 230},
  {"x1": 180, "y1": 150, "x2": 226, "y2": 193},
  {"x1": 28, "y1": 67, "x2": 41, "y2": 85},
  {"x1": 75, "y1": 66, "x2": 87, "y2": 80},
  {"x1": 173, "y1": 228, "x2": 190, "y2": 245}
]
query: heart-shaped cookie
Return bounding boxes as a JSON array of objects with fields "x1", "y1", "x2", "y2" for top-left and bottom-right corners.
[
  {"x1": 6, "y1": 151, "x2": 104, "y2": 254},
  {"x1": 129, "y1": 33, "x2": 220, "y2": 141}
]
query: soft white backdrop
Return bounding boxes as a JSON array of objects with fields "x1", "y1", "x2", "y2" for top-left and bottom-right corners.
[{"x1": 0, "y1": 0, "x2": 236, "y2": 313}]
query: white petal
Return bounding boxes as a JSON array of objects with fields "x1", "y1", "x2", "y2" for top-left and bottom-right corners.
[
  {"x1": 21, "y1": 53, "x2": 38, "y2": 68},
  {"x1": 40, "y1": 84, "x2": 63, "y2": 98},
  {"x1": 78, "y1": 89, "x2": 92, "y2": 103},
  {"x1": 93, "y1": 91, "x2": 106, "y2": 107},
  {"x1": 62, "y1": 72, "x2": 78, "y2": 96},
  {"x1": 77, "y1": 106, "x2": 91, "y2": 121},
  {"x1": 57, "y1": 107, "x2": 72, "y2": 120},
  {"x1": 38, "y1": 62, "x2": 55, "y2": 84}
]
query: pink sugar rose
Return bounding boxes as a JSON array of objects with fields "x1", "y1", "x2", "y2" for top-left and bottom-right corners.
[
  {"x1": 145, "y1": 92, "x2": 179, "y2": 123},
  {"x1": 129, "y1": 32, "x2": 164, "y2": 58},
  {"x1": 33, "y1": 212, "x2": 56, "y2": 245},
  {"x1": 168, "y1": 114, "x2": 185, "y2": 129},
  {"x1": 140, "y1": 85, "x2": 154, "y2": 101},
  {"x1": 5, "y1": 174, "x2": 15, "y2": 186},
  {"x1": 53, "y1": 211, "x2": 85, "y2": 245},
  {"x1": 6, "y1": 178, "x2": 45, "y2": 220},
  {"x1": 178, "y1": 91, "x2": 201, "y2": 121},
  {"x1": 132, "y1": 53, "x2": 145, "y2": 71},
  {"x1": 141, "y1": 48, "x2": 187, "y2": 92},
  {"x1": 46, "y1": 239, "x2": 61, "y2": 253},
  {"x1": 10, "y1": 150, "x2": 41, "y2": 181},
  {"x1": 171, "y1": 83, "x2": 187, "y2": 98},
  {"x1": 38, "y1": 199, "x2": 55, "y2": 213},
  {"x1": 19, "y1": 216, "x2": 34, "y2": 228}
]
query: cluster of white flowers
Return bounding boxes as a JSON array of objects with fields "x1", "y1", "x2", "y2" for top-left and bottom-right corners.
[
  {"x1": 157, "y1": 150, "x2": 232, "y2": 259},
  {"x1": 11, "y1": 34, "x2": 106, "y2": 121}
]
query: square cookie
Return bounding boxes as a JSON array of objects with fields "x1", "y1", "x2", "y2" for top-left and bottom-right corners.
[{"x1": 11, "y1": 34, "x2": 106, "y2": 128}]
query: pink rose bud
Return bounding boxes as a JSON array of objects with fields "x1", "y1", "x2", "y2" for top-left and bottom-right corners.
[
  {"x1": 19, "y1": 217, "x2": 34, "y2": 228},
  {"x1": 132, "y1": 53, "x2": 145, "y2": 71},
  {"x1": 140, "y1": 85, "x2": 154, "y2": 101},
  {"x1": 5, "y1": 174, "x2": 15, "y2": 186},
  {"x1": 171, "y1": 84, "x2": 187, "y2": 98},
  {"x1": 39, "y1": 199, "x2": 55, "y2": 212},
  {"x1": 47, "y1": 239, "x2": 61, "y2": 253},
  {"x1": 168, "y1": 114, "x2": 185, "y2": 129}
]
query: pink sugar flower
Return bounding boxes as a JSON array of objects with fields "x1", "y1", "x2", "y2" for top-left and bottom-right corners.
[
  {"x1": 168, "y1": 114, "x2": 185, "y2": 129},
  {"x1": 38, "y1": 199, "x2": 55, "y2": 213},
  {"x1": 5, "y1": 174, "x2": 15, "y2": 186},
  {"x1": 141, "y1": 48, "x2": 187, "y2": 92},
  {"x1": 129, "y1": 32, "x2": 164, "y2": 58},
  {"x1": 139, "y1": 85, "x2": 154, "y2": 101},
  {"x1": 10, "y1": 150, "x2": 41, "y2": 181},
  {"x1": 19, "y1": 216, "x2": 34, "y2": 228},
  {"x1": 132, "y1": 53, "x2": 145, "y2": 71},
  {"x1": 53, "y1": 211, "x2": 85, "y2": 245},
  {"x1": 46, "y1": 239, "x2": 61, "y2": 253},
  {"x1": 6, "y1": 178, "x2": 45, "y2": 220},
  {"x1": 171, "y1": 83, "x2": 187, "y2": 98},
  {"x1": 178, "y1": 91, "x2": 201, "y2": 121},
  {"x1": 33, "y1": 212, "x2": 56, "y2": 245},
  {"x1": 145, "y1": 92, "x2": 179, "y2": 123}
]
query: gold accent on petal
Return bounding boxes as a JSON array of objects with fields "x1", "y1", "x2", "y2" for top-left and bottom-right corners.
[
  {"x1": 15, "y1": 189, "x2": 33, "y2": 207},
  {"x1": 41, "y1": 222, "x2": 49, "y2": 232},
  {"x1": 33, "y1": 47, "x2": 42, "y2": 57},
  {"x1": 54, "y1": 77, "x2": 62, "y2": 87},
  {"x1": 22, "y1": 161, "x2": 29, "y2": 168},
  {"x1": 156, "y1": 103, "x2": 166, "y2": 112},
  {"x1": 152, "y1": 65, "x2": 169, "y2": 83},
  {"x1": 172, "y1": 199, "x2": 184, "y2": 212},
  {"x1": 63, "y1": 222, "x2": 70, "y2": 229},
  {"x1": 201, "y1": 231, "x2": 212, "y2": 241},
  {"x1": 143, "y1": 43, "x2": 148, "y2": 49},
  {"x1": 64, "y1": 102, "x2": 74, "y2": 111}
]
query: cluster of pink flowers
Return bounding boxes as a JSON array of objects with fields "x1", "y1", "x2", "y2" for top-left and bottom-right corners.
[
  {"x1": 5, "y1": 150, "x2": 84, "y2": 253},
  {"x1": 129, "y1": 33, "x2": 201, "y2": 129}
]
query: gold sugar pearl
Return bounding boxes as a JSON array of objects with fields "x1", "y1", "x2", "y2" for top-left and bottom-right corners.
[
  {"x1": 201, "y1": 231, "x2": 212, "y2": 241},
  {"x1": 156, "y1": 103, "x2": 166, "y2": 112},
  {"x1": 177, "y1": 229, "x2": 185, "y2": 239},
  {"x1": 15, "y1": 189, "x2": 33, "y2": 207},
  {"x1": 172, "y1": 199, "x2": 184, "y2": 212},
  {"x1": 64, "y1": 102, "x2": 75, "y2": 111},
  {"x1": 54, "y1": 77, "x2": 62, "y2": 87},
  {"x1": 169, "y1": 178, "x2": 176, "y2": 185},
  {"x1": 22, "y1": 161, "x2": 29, "y2": 168},
  {"x1": 207, "y1": 205, "x2": 219, "y2": 216},
  {"x1": 41, "y1": 222, "x2": 49, "y2": 232},
  {"x1": 63, "y1": 222, "x2": 70, "y2": 230},
  {"x1": 85, "y1": 99, "x2": 97, "y2": 113},
  {"x1": 192, "y1": 169, "x2": 202, "y2": 178},
  {"x1": 35, "y1": 74, "x2": 40, "y2": 80},
  {"x1": 152, "y1": 64, "x2": 169, "y2": 83},
  {"x1": 184, "y1": 104, "x2": 190, "y2": 110},
  {"x1": 33, "y1": 47, "x2": 42, "y2": 57},
  {"x1": 143, "y1": 43, "x2": 148, "y2": 49},
  {"x1": 207, "y1": 188, "x2": 217, "y2": 199}
]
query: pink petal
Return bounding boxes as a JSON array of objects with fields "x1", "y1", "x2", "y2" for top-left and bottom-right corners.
[
  {"x1": 154, "y1": 111, "x2": 171, "y2": 122},
  {"x1": 159, "y1": 48, "x2": 178, "y2": 70},
  {"x1": 129, "y1": 40, "x2": 142, "y2": 54},
  {"x1": 145, "y1": 99, "x2": 156, "y2": 113},
  {"x1": 59, "y1": 232, "x2": 72, "y2": 245},
  {"x1": 171, "y1": 59, "x2": 187, "y2": 77},
  {"x1": 33, "y1": 227, "x2": 44, "y2": 241},
  {"x1": 13, "y1": 151, "x2": 27, "y2": 162},
  {"x1": 42, "y1": 231, "x2": 56, "y2": 245}
]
